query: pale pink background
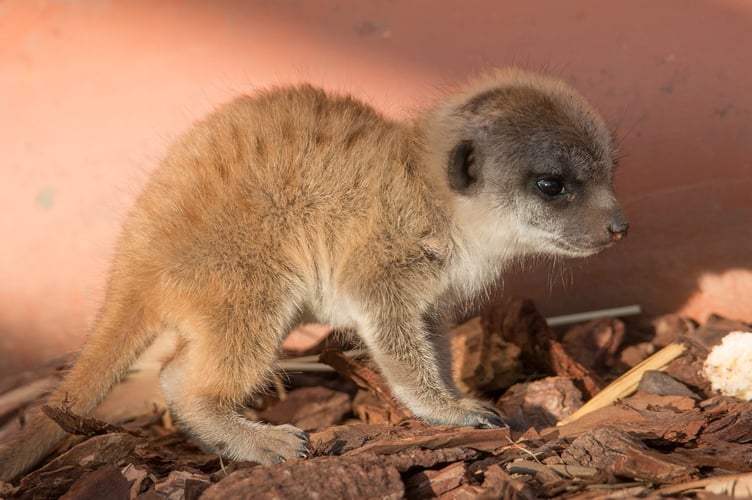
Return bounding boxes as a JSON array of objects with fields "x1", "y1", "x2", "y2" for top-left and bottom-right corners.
[{"x1": 2, "y1": 1, "x2": 751, "y2": 378}]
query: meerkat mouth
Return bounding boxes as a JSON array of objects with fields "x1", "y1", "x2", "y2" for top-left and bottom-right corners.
[{"x1": 548, "y1": 238, "x2": 613, "y2": 258}]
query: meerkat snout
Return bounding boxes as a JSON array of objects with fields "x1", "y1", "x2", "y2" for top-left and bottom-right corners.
[
  {"x1": 608, "y1": 218, "x2": 630, "y2": 241},
  {"x1": 0, "y1": 68, "x2": 627, "y2": 482}
]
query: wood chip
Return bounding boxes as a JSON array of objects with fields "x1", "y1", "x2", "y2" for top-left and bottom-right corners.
[
  {"x1": 700, "y1": 397, "x2": 752, "y2": 443},
  {"x1": 0, "y1": 377, "x2": 58, "y2": 429},
  {"x1": 42, "y1": 404, "x2": 131, "y2": 438},
  {"x1": 258, "y1": 386, "x2": 352, "y2": 430},
  {"x1": 444, "y1": 463, "x2": 537, "y2": 500},
  {"x1": 405, "y1": 461, "x2": 467, "y2": 498},
  {"x1": 59, "y1": 464, "x2": 130, "y2": 500},
  {"x1": 309, "y1": 422, "x2": 394, "y2": 456},
  {"x1": 673, "y1": 439, "x2": 752, "y2": 472},
  {"x1": 318, "y1": 350, "x2": 413, "y2": 421},
  {"x1": 16, "y1": 433, "x2": 141, "y2": 499},
  {"x1": 507, "y1": 459, "x2": 599, "y2": 478},
  {"x1": 562, "y1": 427, "x2": 696, "y2": 483},
  {"x1": 495, "y1": 376, "x2": 583, "y2": 431},
  {"x1": 450, "y1": 316, "x2": 521, "y2": 393},
  {"x1": 153, "y1": 470, "x2": 208, "y2": 500},
  {"x1": 349, "y1": 425, "x2": 511, "y2": 456},
  {"x1": 491, "y1": 297, "x2": 604, "y2": 398},
  {"x1": 202, "y1": 455, "x2": 404, "y2": 500},
  {"x1": 561, "y1": 317, "x2": 626, "y2": 370},
  {"x1": 636, "y1": 370, "x2": 699, "y2": 399}
]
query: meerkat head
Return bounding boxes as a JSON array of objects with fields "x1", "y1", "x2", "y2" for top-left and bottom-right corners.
[{"x1": 425, "y1": 68, "x2": 628, "y2": 260}]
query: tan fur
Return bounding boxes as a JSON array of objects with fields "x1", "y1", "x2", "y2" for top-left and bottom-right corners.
[{"x1": 0, "y1": 69, "x2": 627, "y2": 481}]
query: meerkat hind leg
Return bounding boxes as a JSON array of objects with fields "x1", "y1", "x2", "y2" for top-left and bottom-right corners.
[{"x1": 159, "y1": 328, "x2": 310, "y2": 464}]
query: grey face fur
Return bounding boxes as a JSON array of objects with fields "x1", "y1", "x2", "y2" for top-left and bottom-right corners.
[{"x1": 448, "y1": 85, "x2": 628, "y2": 258}]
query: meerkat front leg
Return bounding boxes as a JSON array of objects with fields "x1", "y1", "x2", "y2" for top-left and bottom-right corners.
[{"x1": 360, "y1": 307, "x2": 504, "y2": 428}]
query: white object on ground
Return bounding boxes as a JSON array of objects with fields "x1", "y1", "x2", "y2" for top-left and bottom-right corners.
[{"x1": 703, "y1": 331, "x2": 752, "y2": 401}]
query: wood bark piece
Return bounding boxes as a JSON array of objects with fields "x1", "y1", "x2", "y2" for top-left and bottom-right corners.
[
  {"x1": 561, "y1": 427, "x2": 641, "y2": 470},
  {"x1": 658, "y1": 472, "x2": 752, "y2": 497},
  {"x1": 636, "y1": 370, "x2": 699, "y2": 399},
  {"x1": 309, "y1": 422, "x2": 394, "y2": 456},
  {"x1": 42, "y1": 404, "x2": 131, "y2": 438},
  {"x1": 495, "y1": 376, "x2": 582, "y2": 431},
  {"x1": 507, "y1": 459, "x2": 598, "y2": 478},
  {"x1": 0, "y1": 356, "x2": 70, "y2": 396},
  {"x1": 352, "y1": 388, "x2": 401, "y2": 424},
  {"x1": 561, "y1": 317, "x2": 626, "y2": 370},
  {"x1": 33, "y1": 432, "x2": 140, "y2": 474},
  {"x1": 375, "y1": 447, "x2": 480, "y2": 472},
  {"x1": 547, "y1": 341, "x2": 603, "y2": 399},
  {"x1": 313, "y1": 420, "x2": 511, "y2": 458},
  {"x1": 153, "y1": 470, "x2": 209, "y2": 500},
  {"x1": 548, "y1": 393, "x2": 704, "y2": 443},
  {"x1": 201, "y1": 455, "x2": 404, "y2": 500},
  {"x1": 664, "y1": 336, "x2": 712, "y2": 395},
  {"x1": 133, "y1": 437, "x2": 220, "y2": 478},
  {"x1": 700, "y1": 397, "x2": 752, "y2": 443},
  {"x1": 257, "y1": 386, "x2": 351, "y2": 430},
  {"x1": 184, "y1": 476, "x2": 212, "y2": 500},
  {"x1": 490, "y1": 297, "x2": 603, "y2": 398},
  {"x1": 318, "y1": 350, "x2": 413, "y2": 421},
  {"x1": 121, "y1": 463, "x2": 150, "y2": 499},
  {"x1": 58, "y1": 464, "x2": 130, "y2": 500},
  {"x1": 314, "y1": 420, "x2": 511, "y2": 459},
  {"x1": 651, "y1": 314, "x2": 696, "y2": 347},
  {"x1": 619, "y1": 342, "x2": 655, "y2": 368},
  {"x1": 15, "y1": 433, "x2": 141, "y2": 499},
  {"x1": 562, "y1": 427, "x2": 696, "y2": 484},
  {"x1": 693, "y1": 314, "x2": 752, "y2": 348},
  {"x1": 442, "y1": 463, "x2": 537, "y2": 500},
  {"x1": 673, "y1": 439, "x2": 752, "y2": 472},
  {"x1": 348, "y1": 425, "x2": 512, "y2": 456},
  {"x1": 0, "y1": 377, "x2": 58, "y2": 429},
  {"x1": 405, "y1": 461, "x2": 467, "y2": 498},
  {"x1": 0, "y1": 481, "x2": 15, "y2": 498},
  {"x1": 450, "y1": 316, "x2": 521, "y2": 393}
]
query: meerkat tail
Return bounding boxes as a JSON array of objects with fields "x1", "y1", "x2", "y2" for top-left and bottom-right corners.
[{"x1": 0, "y1": 296, "x2": 157, "y2": 482}]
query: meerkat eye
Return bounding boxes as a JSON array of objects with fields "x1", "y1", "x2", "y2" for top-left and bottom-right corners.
[{"x1": 536, "y1": 177, "x2": 566, "y2": 197}]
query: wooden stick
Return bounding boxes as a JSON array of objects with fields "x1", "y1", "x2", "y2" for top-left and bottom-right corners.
[
  {"x1": 557, "y1": 342, "x2": 686, "y2": 425},
  {"x1": 545, "y1": 305, "x2": 642, "y2": 327}
]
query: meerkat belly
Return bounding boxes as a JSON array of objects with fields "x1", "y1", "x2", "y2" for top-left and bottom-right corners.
[{"x1": 305, "y1": 276, "x2": 359, "y2": 328}]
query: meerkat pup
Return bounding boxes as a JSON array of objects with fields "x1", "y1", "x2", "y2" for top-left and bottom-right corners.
[{"x1": 0, "y1": 68, "x2": 628, "y2": 481}]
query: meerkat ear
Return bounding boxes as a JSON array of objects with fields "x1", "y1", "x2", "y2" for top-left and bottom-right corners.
[{"x1": 447, "y1": 140, "x2": 478, "y2": 193}]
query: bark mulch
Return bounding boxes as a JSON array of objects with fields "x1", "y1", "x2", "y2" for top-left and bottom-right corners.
[{"x1": 1, "y1": 297, "x2": 750, "y2": 499}]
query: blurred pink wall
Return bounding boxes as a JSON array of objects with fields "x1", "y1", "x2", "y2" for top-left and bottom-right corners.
[{"x1": 1, "y1": 1, "x2": 751, "y2": 378}]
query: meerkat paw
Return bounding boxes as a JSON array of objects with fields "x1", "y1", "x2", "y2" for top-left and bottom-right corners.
[
  {"x1": 250, "y1": 424, "x2": 311, "y2": 464},
  {"x1": 212, "y1": 422, "x2": 311, "y2": 465},
  {"x1": 421, "y1": 398, "x2": 507, "y2": 429}
]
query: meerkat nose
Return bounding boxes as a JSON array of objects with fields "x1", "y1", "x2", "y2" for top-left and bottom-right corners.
[{"x1": 608, "y1": 220, "x2": 630, "y2": 241}]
